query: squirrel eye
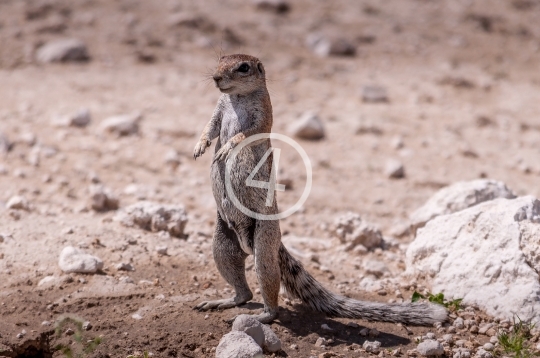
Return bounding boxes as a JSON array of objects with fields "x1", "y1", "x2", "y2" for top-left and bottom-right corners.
[{"x1": 237, "y1": 63, "x2": 250, "y2": 73}]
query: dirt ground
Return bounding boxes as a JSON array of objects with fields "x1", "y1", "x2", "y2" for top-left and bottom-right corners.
[{"x1": 1, "y1": 0, "x2": 540, "y2": 357}]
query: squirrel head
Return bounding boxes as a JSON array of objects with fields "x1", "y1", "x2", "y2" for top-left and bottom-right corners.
[{"x1": 212, "y1": 54, "x2": 266, "y2": 95}]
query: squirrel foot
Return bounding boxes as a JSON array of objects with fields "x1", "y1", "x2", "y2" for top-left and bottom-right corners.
[{"x1": 194, "y1": 295, "x2": 250, "y2": 311}]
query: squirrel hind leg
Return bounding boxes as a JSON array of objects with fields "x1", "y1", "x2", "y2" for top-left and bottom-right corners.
[
  {"x1": 195, "y1": 213, "x2": 253, "y2": 311},
  {"x1": 253, "y1": 220, "x2": 281, "y2": 323}
]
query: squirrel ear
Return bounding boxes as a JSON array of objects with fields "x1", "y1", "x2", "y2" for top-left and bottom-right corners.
[{"x1": 257, "y1": 62, "x2": 265, "y2": 74}]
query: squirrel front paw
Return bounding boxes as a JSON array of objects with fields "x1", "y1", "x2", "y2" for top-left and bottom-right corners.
[
  {"x1": 213, "y1": 141, "x2": 234, "y2": 163},
  {"x1": 193, "y1": 138, "x2": 211, "y2": 159}
]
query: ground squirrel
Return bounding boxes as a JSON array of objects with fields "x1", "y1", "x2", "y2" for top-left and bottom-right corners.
[{"x1": 193, "y1": 54, "x2": 447, "y2": 325}]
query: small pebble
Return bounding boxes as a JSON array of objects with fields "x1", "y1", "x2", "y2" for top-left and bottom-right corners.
[{"x1": 483, "y1": 343, "x2": 494, "y2": 351}]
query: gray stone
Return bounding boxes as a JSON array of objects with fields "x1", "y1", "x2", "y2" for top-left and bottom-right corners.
[
  {"x1": 0, "y1": 133, "x2": 12, "y2": 154},
  {"x1": 334, "y1": 212, "x2": 383, "y2": 250},
  {"x1": 253, "y1": 0, "x2": 290, "y2": 13},
  {"x1": 454, "y1": 317, "x2": 464, "y2": 329},
  {"x1": 306, "y1": 34, "x2": 356, "y2": 57},
  {"x1": 89, "y1": 185, "x2": 119, "y2": 211},
  {"x1": 232, "y1": 315, "x2": 265, "y2": 348},
  {"x1": 483, "y1": 343, "x2": 494, "y2": 351},
  {"x1": 442, "y1": 334, "x2": 454, "y2": 344},
  {"x1": 363, "y1": 340, "x2": 381, "y2": 353},
  {"x1": 476, "y1": 349, "x2": 492, "y2": 358},
  {"x1": 385, "y1": 159, "x2": 405, "y2": 179},
  {"x1": 116, "y1": 262, "x2": 134, "y2": 271},
  {"x1": 36, "y1": 38, "x2": 89, "y2": 63},
  {"x1": 114, "y1": 201, "x2": 188, "y2": 238},
  {"x1": 363, "y1": 260, "x2": 388, "y2": 278},
  {"x1": 453, "y1": 348, "x2": 470, "y2": 358},
  {"x1": 216, "y1": 331, "x2": 263, "y2": 358},
  {"x1": 417, "y1": 340, "x2": 444, "y2": 356},
  {"x1": 362, "y1": 85, "x2": 389, "y2": 103},
  {"x1": 100, "y1": 113, "x2": 142, "y2": 136},
  {"x1": 289, "y1": 112, "x2": 325, "y2": 140},
  {"x1": 156, "y1": 246, "x2": 168, "y2": 256},
  {"x1": 261, "y1": 324, "x2": 281, "y2": 352},
  {"x1": 54, "y1": 108, "x2": 91, "y2": 127},
  {"x1": 59, "y1": 246, "x2": 103, "y2": 273},
  {"x1": 6, "y1": 196, "x2": 29, "y2": 210}
]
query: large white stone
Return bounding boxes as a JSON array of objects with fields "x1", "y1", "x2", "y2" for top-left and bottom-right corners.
[
  {"x1": 410, "y1": 179, "x2": 515, "y2": 231},
  {"x1": 216, "y1": 331, "x2": 263, "y2": 358},
  {"x1": 59, "y1": 246, "x2": 103, "y2": 273},
  {"x1": 405, "y1": 196, "x2": 540, "y2": 321}
]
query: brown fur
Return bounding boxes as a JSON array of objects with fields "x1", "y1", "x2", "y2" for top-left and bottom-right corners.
[{"x1": 193, "y1": 54, "x2": 447, "y2": 325}]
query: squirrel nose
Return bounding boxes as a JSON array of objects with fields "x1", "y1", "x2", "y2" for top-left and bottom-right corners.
[{"x1": 213, "y1": 75, "x2": 222, "y2": 82}]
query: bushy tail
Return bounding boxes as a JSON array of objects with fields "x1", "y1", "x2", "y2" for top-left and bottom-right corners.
[{"x1": 278, "y1": 244, "x2": 447, "y2": 325}]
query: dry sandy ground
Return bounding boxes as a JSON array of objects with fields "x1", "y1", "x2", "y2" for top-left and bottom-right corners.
[{"x1": 1, "y1": 0, "x2": 540, "y2": 357}]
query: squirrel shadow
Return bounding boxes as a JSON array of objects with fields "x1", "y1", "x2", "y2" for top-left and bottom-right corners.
[{"x1": 273, "y1": 304, "x2": 411, "y2": 349}]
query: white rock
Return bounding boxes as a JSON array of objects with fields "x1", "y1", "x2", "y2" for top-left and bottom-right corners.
[
  {"x1": 164, "y1": 149, "x2": 181, "y2": 168},
  {"x1": 306, "y1": 34, "x2": 356, "y2": 57},
  {"x1": 385, "y1": 159, "x2": 405, "y2": 179},
  {"x1": 59, "y1": 246, "x2": 103, "y2": 273},
  {"x1": 363, "y1": 260, "x2": 388, "y2": 278},
  {"x1": 453, "y1": 317, "x2": 464, "y2": 329},
  {"x1": 6, "y1": 196, "x2": 29, "y2": 210},
  {"x1": 216, "y1": 331, "x2": 263, "y2": 358},
  {"x1": 261, "y1": 324, "x2": 281, "y2": 352},
  {"x1": 100, "y1": 113, "x2": 142, "y2": 136},
  {"x1": 410, "y1": 180, "x2": 515, "y2": 231},
  {"x1": 363, "y1": 340, "x2": 381, "y2": 354},
  {"x1": 315, "y1": 337, "x2": 326, "y2": 347},
  {"x1": 232, "y1": 315, "x2": 265, "y2": 347},
  {"x1": 36, "y1": 38, "x2": 89, "y2": 63},
  {"x1": 89, "y1": 184, "x2": 119, "y2": 211},
  {"x1": 38, "y1": 276, "x2": 59, "y2": 287},
  {"x1": 362, "y1": 85, "x2": 389, "y2": 103},
  {"x1": 116, "y1": 262, "x2": 134, "y2": 271},
  {"x1": 453, "y1": 348, "x2": 470, "y2": 358},
  {"x1": 114, "y1": 201, "x2": 188, "y2": 238},
  {"x1": 0, "y1": 133, "x2": 11, "y2": 153},
  {"x1": 156, "y1": 246, "x2": 168, "y2": 256},
  {"x1": 417, "y1": 340, "x2": 444, "y2": 356},
  {"x1": 54, "y1": 108, "x2": 91, "y2": 127},
  {"x1": 334, "y1": 212, "x2": 383, "y2": 250},
  {"x1": 321, "y1": 323, "x2": 333, "y2": 331},
  {"x1": 442, "y1": 334, "x2": 453, "y2": 344},
  {"x1": 405, "y1": 196, "x2": 540, "y2": 321},
  {"x1": 476, "y1": 348, "x2": 492, "y2": 358},
  {"x1": 482, "y1": 343, "x2": 494, "y2": 351},
  {"x1": 288, "y1": 112, "x2": 325, "y2": 140}
]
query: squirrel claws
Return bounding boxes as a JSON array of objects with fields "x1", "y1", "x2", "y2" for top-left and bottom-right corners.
[
  {"x1": 193, "y1": 139, "x2": 211, "y2": 160},
  {"x1": 213, "y1": 142, "x2": 234, "y2": 163}
]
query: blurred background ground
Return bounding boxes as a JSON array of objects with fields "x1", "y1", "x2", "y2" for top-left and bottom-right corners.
[{"x1": 1, "y1": 0, "x2": 540, "y2": 357}]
